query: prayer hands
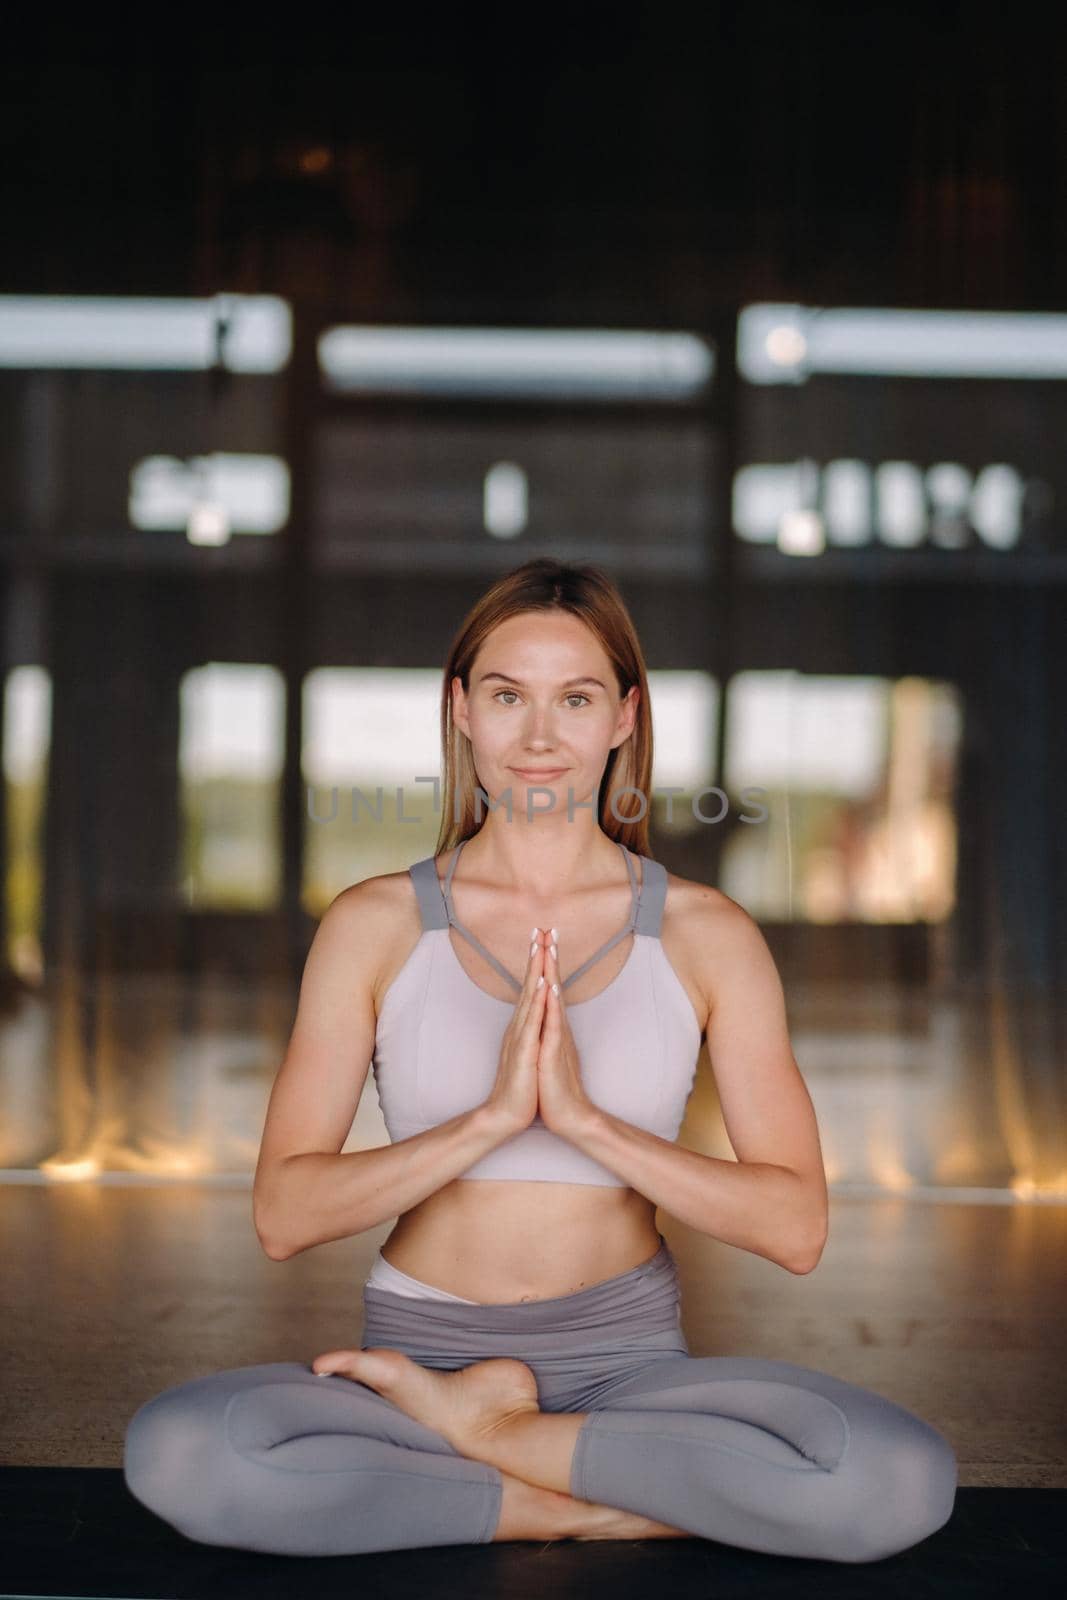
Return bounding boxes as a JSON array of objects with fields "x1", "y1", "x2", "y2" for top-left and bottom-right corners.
[{"x1": 535, "y1": 931, "x2": 596, "y2": 1137}]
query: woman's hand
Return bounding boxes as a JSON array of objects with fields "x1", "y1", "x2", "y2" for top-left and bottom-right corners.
[
  {"x1": 483, "y1": 928, "x2": 549, "y2": 1136},
  {"x1": 536, "y1": 932, "x2": 597, "y2": 1137}
]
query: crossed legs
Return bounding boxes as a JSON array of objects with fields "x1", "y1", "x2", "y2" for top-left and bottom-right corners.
[
  {"x1": 317, "y1": 1344, "x2": 958, "y2": 1564},
  {"x1": 124, "y1": 1350, "x2": 957, "y2": 1562},
  {"x1": 308, "y1": 1345, "x2": 690, "y2": 1541}
]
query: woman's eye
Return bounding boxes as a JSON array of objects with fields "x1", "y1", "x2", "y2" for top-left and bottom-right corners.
[{"x1": 492, "y1": 691, "x2": 590, "y2": 708}]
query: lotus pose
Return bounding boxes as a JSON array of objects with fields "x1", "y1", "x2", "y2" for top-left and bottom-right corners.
[{"x1": 124, "y1": 558, "x2": 958, "y2": 1561}]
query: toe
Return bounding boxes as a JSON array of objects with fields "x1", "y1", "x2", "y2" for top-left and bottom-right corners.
[{"x1": 311, "y1": 1349, "x2": 361, "y2": 1377}]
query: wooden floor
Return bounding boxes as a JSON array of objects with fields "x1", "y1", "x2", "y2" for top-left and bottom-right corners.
[{"x1": 2, "y1": 1182, "x2": 1064, "y2": 1487}]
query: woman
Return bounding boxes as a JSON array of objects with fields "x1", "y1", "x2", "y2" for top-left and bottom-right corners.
[{"x1": 123, "y1": 558, "x2": 958, "y2": 1561}]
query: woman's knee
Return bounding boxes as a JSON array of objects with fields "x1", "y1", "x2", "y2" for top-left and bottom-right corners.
[
  {"x1": 123, "y1": 1372, "x2": 252, "y2": 1544},
  {"x1": 823, "y1": 1411, "x2": 959, "y2": 1564},
  {"x1": 124, "y1": 1389, "x2": 220, "y2": 1539}
]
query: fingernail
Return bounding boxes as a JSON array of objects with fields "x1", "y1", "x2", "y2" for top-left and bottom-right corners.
[
  {"x1": 550, "y1": 943, "x2": 557, "y2": 960},
  {"x1": 550, "y1": 927, "x2": 558, "y2": 940},
  {"x1": 531, "y1": 926, "x2": 539, "y2": 939},
  {"x1": 530, "y1": 940, "x2": 538, "y2": 955},
  {"x1": 551, "y1": 982, "x2": 559, "y2": 995},
  {"x1": 537, "y1": 975, "x2": 544, "y2": 987}
]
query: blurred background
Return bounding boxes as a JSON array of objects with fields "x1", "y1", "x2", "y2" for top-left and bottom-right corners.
[{"x1": 1, "y1": 3, "x2": 1064, "y2": 1205}]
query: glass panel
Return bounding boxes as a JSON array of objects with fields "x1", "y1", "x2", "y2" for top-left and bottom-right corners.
[
  {"x1": 722, "y1": 672, "x2": 961, "y2": 923},
  {"x1": 179, "y1": 664, "x2": 285, "y2": 910},
  {"x1": 3, "y1": 665, "x2": 50, "y2": 981}
]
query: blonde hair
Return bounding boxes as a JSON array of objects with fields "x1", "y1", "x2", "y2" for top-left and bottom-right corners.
[{"x1": 435, "y1": 558, "x2": 654, "y2": 856}]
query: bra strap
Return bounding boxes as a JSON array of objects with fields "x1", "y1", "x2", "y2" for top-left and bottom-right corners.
[
  {"x1": 633, "y1": 856, "x2": 667, "y2": 937},
  {"x1": 554, "y1": 839, "x2": 638, "y2": 989},
  {"x1": 409, "y1": 842, "x2": 667, "y2": 947},
  {"x1": 408, "y1": 855, "x2": 450, "y2": 931}
]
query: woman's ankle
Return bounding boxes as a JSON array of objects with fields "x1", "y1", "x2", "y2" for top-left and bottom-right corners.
[{"x1": 490, "y1": 1472, "x2": 586, "y2": 1542}]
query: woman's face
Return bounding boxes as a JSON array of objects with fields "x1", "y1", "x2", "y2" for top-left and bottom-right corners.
[{"x1": 452, "y1": 611, "x2": 638, "y2": 813}]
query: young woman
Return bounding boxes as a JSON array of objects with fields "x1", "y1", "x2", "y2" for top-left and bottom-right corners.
[{"x1": 123, "y1": 558, "x2": 958, "y2": 1561}]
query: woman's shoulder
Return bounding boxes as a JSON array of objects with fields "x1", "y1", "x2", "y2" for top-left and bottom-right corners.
[
  {"x1": 326, "y1": 866, "x2": 430, "y2": 1003},
  {"x1": 657, "y1": 866, "x2": 764, "y2": 1031},
  {"x1": 659, "y1": 861, "x2": 738, "y2": 921},
  {"x1": 658, "y1": 863, "x2": 761, "y2": 952},
  {"x1": 329, "y1": 862, "x2": 418, "y2": 921}
]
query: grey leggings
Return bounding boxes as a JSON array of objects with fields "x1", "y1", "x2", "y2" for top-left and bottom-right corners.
[{"x1": 123, "y1": 1240, "x2": 958, "y2": 1564}]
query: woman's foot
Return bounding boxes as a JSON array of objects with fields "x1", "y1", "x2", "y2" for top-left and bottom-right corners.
[
  {"x1": 492, "y1": 1472, "x2": 691, "y2": 1543},
  {"x1": 312, "y1": 1347, "x2": 540, "y2": 1455},
  {"x1": 572, "y1": 1503, "x2": 693, "y2": 1541},
  {"x1": 315, "y1": 1351, "x2": 692, "y2": 1540}
]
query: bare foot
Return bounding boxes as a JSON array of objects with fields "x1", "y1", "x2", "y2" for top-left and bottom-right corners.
[
  {"x1": 573, "y1": 1503, "x2": 693, "y2": 1541},
  {"x1": 493, "y1": 1475, "x2": 691, "y2": 1544},
  {"x1": 312, "y1": 1347, "x2": 540, "y2": 1454}
]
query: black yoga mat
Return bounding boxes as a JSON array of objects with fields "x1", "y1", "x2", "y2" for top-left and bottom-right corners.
[{"x1": 1, "y1": 1470, "x2": 1064, "y2": 1599}]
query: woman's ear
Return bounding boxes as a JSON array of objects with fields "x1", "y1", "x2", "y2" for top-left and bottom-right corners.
[
  {"x1": 613, "y1": 684, "x2": 639, "y2": 746},
  {"x1": 451, "y1": 674, "x2": 470, "y2": 738}
]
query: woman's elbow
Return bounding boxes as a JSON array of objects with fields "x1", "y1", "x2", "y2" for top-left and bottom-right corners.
[
  {"x1": 254, "y1": 1214, "x2": 290, "y2": 1261},
  {"x1": 786, "y1": 1242, "x2": 824, "y2": 1275},
  {"x1": 787, "y1": 1214, "x2": 829, "y2": 1275},
  {"x1": 252, "y1": 1184, "x2": 294, "y2": 1261},
  {"x1": 258, "y1": 1230, "x2": 293, "y2": 1262}
]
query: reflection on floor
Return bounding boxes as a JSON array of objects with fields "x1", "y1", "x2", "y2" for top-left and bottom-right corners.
[{"x1": 1, "y1": 1182, "x2": 1064, "y2": 1486}]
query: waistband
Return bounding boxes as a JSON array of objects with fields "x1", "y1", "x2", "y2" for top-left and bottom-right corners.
[
  {"x1": 366, "y1": 1250, "x2": 480, "y2": 1304},
  {"x1": 361, "y1": 1238, "x2": 684, "y2": 1366}
]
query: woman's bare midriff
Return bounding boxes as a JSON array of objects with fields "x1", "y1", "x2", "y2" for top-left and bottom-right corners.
[{"x1": 380, "y1": 1179, "x2": 662, "y2": 1304}]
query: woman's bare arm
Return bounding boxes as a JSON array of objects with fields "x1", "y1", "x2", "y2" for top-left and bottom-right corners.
[
  {"x1": 252, "y1": 876, "x2": 516, "y2": 1260},
  {"x1": 259, "y1": 1109, "x2": 518, "y2": 1260},
  {"x1": 554, "y1": 885, "x2": 829, "y2": 1273}
]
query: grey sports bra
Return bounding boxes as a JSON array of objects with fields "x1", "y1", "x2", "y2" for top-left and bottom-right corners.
[{"x1": 370, "y1": 837, "x2": 703, "y2": 1185}]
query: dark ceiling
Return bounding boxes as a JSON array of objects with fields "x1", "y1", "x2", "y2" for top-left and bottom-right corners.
[{"x1": 2, "y1": 2, "x2": 1062, "y2": 315}]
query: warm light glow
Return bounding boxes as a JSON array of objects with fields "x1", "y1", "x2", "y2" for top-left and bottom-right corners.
[
  {"x1": 37, "y1": 1156, "x2": 103, "y2": 1182},
  {"x1": 868, "y1": 1156, "x2": 918, "y2": 1192},
  {"x1": 299, "y1": 146, "x2": 333, "y2": 174},
  {"x1": 37, "y1": 1147, "x2": 212, "y2": 1181},
  {"x1": 1011, "y1": 1173, "x2": 1067, "y2": 1200},
  {"x1": 777, "y1": 508, "x2": 825, "y2": 555},
  {"x1": 765, "y1": 325, "x2": 807, "y2": 366},
  {"x1": 187, "y1": 502, "x2": 231, "y2": 546}
]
